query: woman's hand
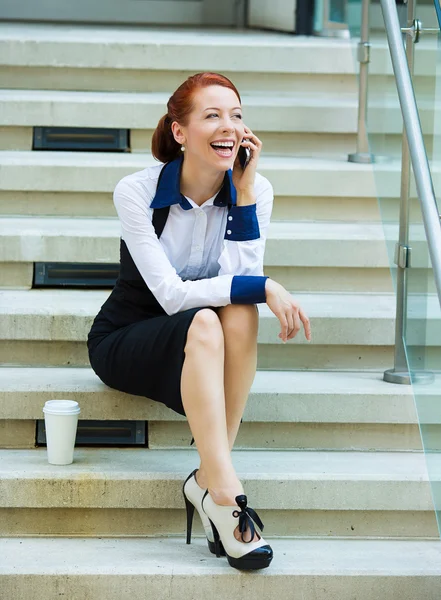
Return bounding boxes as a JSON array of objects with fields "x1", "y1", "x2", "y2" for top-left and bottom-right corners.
[
  {"x1": 232, "y1": 125, "x2": 262, "y2": 193},
  {"x1": 265, "y1": 279, "x2": 312, "y2": 343}
]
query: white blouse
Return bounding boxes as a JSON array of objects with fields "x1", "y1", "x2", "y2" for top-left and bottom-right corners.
[{"x1": 113, "y1": 155, "x2": 274, "y2": 316}]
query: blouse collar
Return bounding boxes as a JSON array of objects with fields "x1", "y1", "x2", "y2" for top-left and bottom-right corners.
[{"x1": 150, "y1": 154, "x2": 237, "y2": 211}]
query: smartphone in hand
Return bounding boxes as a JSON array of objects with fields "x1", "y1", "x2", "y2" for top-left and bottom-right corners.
[{"x1": 238, "y1": 144, "x2": 251, "y2": 169}]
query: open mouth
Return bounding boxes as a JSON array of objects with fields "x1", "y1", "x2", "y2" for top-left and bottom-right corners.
[{"x1": 210, "y1": 141, "x2": 235, "y2": 158}]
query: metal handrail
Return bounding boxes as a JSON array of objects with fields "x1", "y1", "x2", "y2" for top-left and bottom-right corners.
[
  {"x1": 350, "y1": 0, "x2": 441, "y2": 383},
  {"x1": 380, "y1": 0, "x2": 441, "y2": 310}
]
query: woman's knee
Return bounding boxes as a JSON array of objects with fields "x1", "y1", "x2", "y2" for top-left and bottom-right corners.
[
  {"x1": 184, "y1": 308, "x2": 224, "y2": 352},
  {"x1": 218, "y1": 304, "x2": 259, "y2": 337}
]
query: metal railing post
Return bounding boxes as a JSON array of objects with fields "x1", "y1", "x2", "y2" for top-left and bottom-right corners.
[
  {"x1": 383, "y1": 0, "x2": 414, "y2": 385},
  {"x1": 348, "y1": 0, "x2": 374, "y2": 164},
  {"x1": 381, "y1": 0, "x2": 441, "y2": 384}
]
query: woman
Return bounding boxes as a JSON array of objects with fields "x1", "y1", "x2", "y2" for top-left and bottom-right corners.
[{"x1": 87, "y1": 72, "x2": 311, "y2": 571}]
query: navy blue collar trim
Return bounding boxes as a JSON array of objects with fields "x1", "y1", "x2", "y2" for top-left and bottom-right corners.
[{"x1": 150, "y1": 154, "x2": 237, "y2": 211}]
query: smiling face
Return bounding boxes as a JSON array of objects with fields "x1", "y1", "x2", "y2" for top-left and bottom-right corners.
[{"x1": 171, "y1": 85, "x2": 245, "y2": 172}]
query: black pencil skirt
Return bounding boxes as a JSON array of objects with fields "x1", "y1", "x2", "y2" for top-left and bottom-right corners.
[{"x1": 87, "y1": 302, "x2": 220, "y2": 418}]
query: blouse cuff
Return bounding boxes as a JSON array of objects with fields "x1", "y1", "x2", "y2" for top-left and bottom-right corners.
[
  {"x1": 231, "y1": 276, "x2": 268, "y2": 304},
  {"x1": 224, "y1": 204, "x2": 260, "y2": 241}
]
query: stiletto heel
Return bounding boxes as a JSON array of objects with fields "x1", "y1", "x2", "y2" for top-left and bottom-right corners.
[
  {"x1": 182, "y1": 468, "x2": 226, "y2": 556},
  {"x1": 202, "y1": 489, "x2": 273, "y2": 570},
  {"x1": 183, "y1": 492, "x2": 195, "y2": 544},
  {"x1": 207, "y1": 516, "x2": 221, "y2": 558}
]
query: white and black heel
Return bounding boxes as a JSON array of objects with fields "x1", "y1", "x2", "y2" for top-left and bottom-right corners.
[
  {"x1": 201, "y1": 489, "x2": 273, "y2": 570},
  {"x1": 182, "y1": 469, "x2": 226, "y2": 556}
]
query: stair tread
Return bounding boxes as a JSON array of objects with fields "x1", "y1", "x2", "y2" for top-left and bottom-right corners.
[
  {"x1": 0, "y1": 215, "x2": 395, "y2": 270},
  {"x1": 1, "y1": 89, "x2": 435, "y2": 134},
  {"x1": 0, "y1": 21, "x2": 356, "y2": 48},
  {"x1": 2, "y1": 87, "x2": 430, "y2": 106},
  {"x1": 0, "y1": 288, "x2": 437, "y2": 319},
  {"x1": 0, "y1": 366, "x2": 420, "y2": 424},
  {"x1": 0, "y1": 22, "x2": 358, "y2": 75},
  {"x1": 1, "y1": 536, "x2": 440, "y2": 576},
  {"x1": 0, "y1": 149, "x2": 397, "y2": 170},
  {"x1": 0, "y1": 447, "x2": 435, "y2": 511},
  {"x1": 0, "y1": 87, "x2": 359, "y2": 106},
  {"x1": 0, "y1": 366, "x2": 415, "y2": 396},
  {"x1": 2, "y1": 216, "x2": 433, "y2": 269},
  {"x1": 0, "y1": 215, "x2": 424, "y2": 240},
  {"x1": 0, "y1": 446, "x2": 431, "y2": 481},
  {"x1": 0, "y1": 150, "x2": 401, "y2": 198},
  {"x1": 0, "y1": 88, "x2": 366, "y2": 135},
  {"x1": 1, "y1": 289, "x2": 439, "y2": 348}
]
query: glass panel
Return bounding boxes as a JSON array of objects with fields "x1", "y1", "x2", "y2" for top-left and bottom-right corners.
[
  {"x1": 320, "y1": 0, "x2": 351, "y2": 35},
  {"x1": 434, "y1": 0, "x2": 441, "y2": 28},
  {"x1": 409, "y1": 0, "x2": 441, "y2": 534},
  {"x1": 348, "y1": 0, "x2": 441, "y2": 536},
  {"x1": 407, "y1": 177, "x2": 441, "y2": 535},
  {"x1": 330, "y1": 0, "x2": 347, "y2": 22}
]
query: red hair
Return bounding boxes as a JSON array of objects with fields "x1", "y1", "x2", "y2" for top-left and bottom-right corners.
[{"x1": 151, "y1": 72, "x2": 242, "y2": 163}]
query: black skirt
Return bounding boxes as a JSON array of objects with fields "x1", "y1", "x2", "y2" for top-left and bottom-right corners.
[
  {"x1": 87, "y1": 197, "x2": 233, "y2": 434},
  {"x1": 87, "y1": 295, "x2": 219, "y2": 418}
]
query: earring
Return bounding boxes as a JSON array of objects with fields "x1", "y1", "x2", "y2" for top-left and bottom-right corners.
[{"x1": 181, "y1": 145, "x2": 185, "y2": 151}]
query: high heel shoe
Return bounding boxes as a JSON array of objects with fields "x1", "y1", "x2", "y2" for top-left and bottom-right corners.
[
  {"x1": 182, "y1": 468, "x2": 226, "y2": 556},
  {"x1": 201, "y1": 489, "x2": 273, "y2": 570}
]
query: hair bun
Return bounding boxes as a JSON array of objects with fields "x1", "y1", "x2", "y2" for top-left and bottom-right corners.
[{"x1": 151, "y1": 113, "x2": 181, "y2": 163}]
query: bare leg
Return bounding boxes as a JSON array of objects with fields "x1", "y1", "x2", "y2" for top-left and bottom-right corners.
[
  {"x1": 181, "y1": 306, "x2": 260, "y2": 542},
  {"x1": 181, "y1": 308, "x2": 244, "y2": 503},
  {"x1": 196, "y1": 304, "x2": 259, "y2": 488}
]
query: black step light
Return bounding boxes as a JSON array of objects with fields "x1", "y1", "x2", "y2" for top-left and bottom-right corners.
[{"x1": 33, "y1": 127, "x2": 129, "y2": 152}]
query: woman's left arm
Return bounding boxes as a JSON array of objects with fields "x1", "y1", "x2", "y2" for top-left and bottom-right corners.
[{"x1": 217, "y1": 177, "x2": 274, "y2": 277}]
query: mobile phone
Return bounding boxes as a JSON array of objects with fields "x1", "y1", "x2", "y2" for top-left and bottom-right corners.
[{"x1": 238, "y1": 145, "x2": 250, "y2": 169}]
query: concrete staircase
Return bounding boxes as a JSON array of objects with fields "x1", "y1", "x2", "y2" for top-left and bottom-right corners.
[{"x1": 1, "y1": 22, "x2": 441, "y2": 598}]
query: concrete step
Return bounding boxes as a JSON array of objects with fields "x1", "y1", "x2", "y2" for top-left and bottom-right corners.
[
  {"x1": 0, "y1": 150, "x2": 408, "y2": 228},
  {"x1": 0, "y1": 447, "x2": 437, "y2": 538},
  {"x1": 0, "y1": 214, "x2": 436, "y2": 293},
  {"x1": 0, "y1": 89, "x2": 364, "y2": 157},
  {"x1": 0, "y1": 261, "x2": 399, "y2": 296},
  {"x1": 0, "y1": 150, "x2": 384, "y2": 194},
  {"x1": 0, "y1": 26, "x2": 436, "y2": 161},
  {"x1": 0, "y1": 367, "x2": 425, "y2": 452},
  {"x1": 1, "y1": 537, "x2": 441, "y2": 600},
  {"x1": 1, "y1": 88, "x2": 435, "y2": 156},
  {"x1": 0, "y1": 289, "x2": 439, "y2": 369},
  {"x1": 0, "y1": 89, "x2": 357, "y2": 156},
  {"x1": 0, "y1": 89, "x2": 434, "y2": 134},
  {"x1": 0, "y1": 151, "x2": 427, "y2": 231},
  {"x1": 0, "y1": 188, "x2": 416, "y2": 229},
  {"x1": 0, "y1": 148, "x2": 418, "y2": 229},
  {"x1": 4, "y1": 88, "x2": 433, "y2": 134},
  {"x1": 0, "y1": 216, "x2": 393, "y2": 266},
  {"x1": 0, "y1": 89, "x2": 364, "y2": 131},
  {"x1": 0, "y1": 23, "x2": 436, "y2": 92},
  {"x1": 0, "y1": 288, "x2": 438, "y2": 344},
  {"x1": 0, "y1": 23, "x2": 358, "y2": 76},
  {"x1": 0, "y1": 150, "x2": 429, "y2": 208},
  {"x1": 0, "y1": 215, "x2": 402, "y2": 293}
]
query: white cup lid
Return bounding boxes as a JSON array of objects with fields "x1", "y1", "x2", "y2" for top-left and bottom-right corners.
[{"x1": 43, "y1": 400, "x2": 80, "y2": 414}]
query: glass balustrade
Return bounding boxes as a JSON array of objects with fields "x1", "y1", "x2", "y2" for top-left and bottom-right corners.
[
  {"x1": 409, "y1": 0, "x2": 441, "y2": 536},
  {"x1": 348, "y1": 0, "x2": 441, "y2": 535}
]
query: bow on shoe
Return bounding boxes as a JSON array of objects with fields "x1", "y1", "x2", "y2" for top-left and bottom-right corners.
[{"x1": 232, "y1": 495, "x2": 264, "y2": 543}]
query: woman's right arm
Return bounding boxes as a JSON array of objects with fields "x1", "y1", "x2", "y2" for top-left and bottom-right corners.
[{"x1": 113, "y1": 177, "x2": 269, "y2": 316}]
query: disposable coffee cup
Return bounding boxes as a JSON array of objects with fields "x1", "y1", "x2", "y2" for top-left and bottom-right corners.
[{"x1": 43, "y1": 400, "x2": 81, "y2": 465}]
